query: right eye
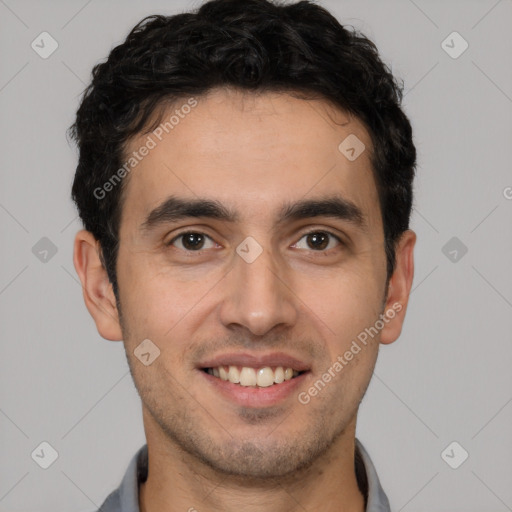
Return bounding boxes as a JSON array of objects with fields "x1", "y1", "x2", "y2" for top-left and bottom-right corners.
[{"x1": 167, "y1": 231, "x2": 217, "y2": 252}]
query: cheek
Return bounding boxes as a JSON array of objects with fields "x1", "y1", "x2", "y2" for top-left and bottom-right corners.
[
  {"x1": 116, "y1": 249, "x2": 215, "y2": 347},
  {"x1": 299, "y1": 265, "x2": 384, "y2": 343}
]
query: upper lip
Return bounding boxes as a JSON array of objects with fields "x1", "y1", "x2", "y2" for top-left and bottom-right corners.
[{"x1": 198, "y1": 352, "x2": 311, "y2": 372}]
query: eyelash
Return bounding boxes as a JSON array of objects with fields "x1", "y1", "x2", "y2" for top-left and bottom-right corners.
[{"x1": 167, "y1": 229, "x2": 343, "y2": 253}]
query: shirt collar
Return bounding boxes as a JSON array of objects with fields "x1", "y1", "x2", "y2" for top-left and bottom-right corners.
[{"x1": 99, "y1": 438, "x2": 390, "y2": 512}]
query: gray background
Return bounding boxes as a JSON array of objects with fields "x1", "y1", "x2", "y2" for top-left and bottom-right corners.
[{"x1": 1, "y1": 0, "x2": 511, "y2": 510}]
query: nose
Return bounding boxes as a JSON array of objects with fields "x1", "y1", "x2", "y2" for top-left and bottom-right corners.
[{"x1": 218, "y1": 241, "x2": 298, "y2": 337}]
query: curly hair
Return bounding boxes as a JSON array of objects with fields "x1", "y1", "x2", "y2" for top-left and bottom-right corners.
[{"x1": 70, "y1": 0, "x2": 416, "y2": 297}]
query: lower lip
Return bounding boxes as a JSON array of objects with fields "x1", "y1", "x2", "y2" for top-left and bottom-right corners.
[{"x1": 199, "y1": 370, "x2": 309, "y2": 408}]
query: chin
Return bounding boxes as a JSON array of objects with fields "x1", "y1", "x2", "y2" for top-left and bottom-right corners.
[{"x1": 177, "y1": 430, "x2": 341, "y2": 481}]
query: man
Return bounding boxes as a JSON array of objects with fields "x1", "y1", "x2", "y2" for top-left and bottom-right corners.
[{"x1": 70, "y1": 0, "x2": 416, "y2": 510}]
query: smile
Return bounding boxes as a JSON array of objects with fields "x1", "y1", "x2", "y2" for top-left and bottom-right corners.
[{"x1": 203, "y1": 366, "x2": 303, "y2": 387}]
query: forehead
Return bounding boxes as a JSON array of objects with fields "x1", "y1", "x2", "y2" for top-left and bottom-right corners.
[{"x1": 119, "y1": 88, "x2": 380, "y2": 230}]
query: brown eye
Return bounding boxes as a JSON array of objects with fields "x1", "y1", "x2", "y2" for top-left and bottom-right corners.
[
  {"x1": 293, "y1": 231, "x2": 341, "y2": 251},
  {"x1": 169, "y1": 232, "x2": 215, "y2": 251},
  {"x1": 306, "y1": 232, "x2": 328, "y2": 250}
]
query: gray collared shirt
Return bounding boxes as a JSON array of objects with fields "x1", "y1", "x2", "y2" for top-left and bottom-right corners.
[{"x1": 98, "y1": 438, "x2": 390, "y2": 511}]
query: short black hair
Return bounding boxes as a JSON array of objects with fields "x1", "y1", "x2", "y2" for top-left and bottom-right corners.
[{"x1": 70, "y1": 0, "x2": 416, "y2": 298}]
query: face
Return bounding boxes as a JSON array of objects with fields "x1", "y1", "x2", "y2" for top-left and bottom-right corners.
[{"x1": 78, "y1": 88, "x2": 414, "y2": 479}]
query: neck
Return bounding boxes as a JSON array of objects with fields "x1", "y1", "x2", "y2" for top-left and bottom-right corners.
[{"x1": 139, "y1": 416, "x2": 366, "y2": 512}]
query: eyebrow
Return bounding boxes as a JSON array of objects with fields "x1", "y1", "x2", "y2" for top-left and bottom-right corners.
[{"x1": 140, "y1": 195, "x2": 366, "y2": 233}]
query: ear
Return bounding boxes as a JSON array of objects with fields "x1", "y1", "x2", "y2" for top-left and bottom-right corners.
[
  {"x1": 380, "y1": 229, "x2": 416, "y2": 345},
  {"x1": 73, "y1": 230, "x2": 123, "y2": 341}
]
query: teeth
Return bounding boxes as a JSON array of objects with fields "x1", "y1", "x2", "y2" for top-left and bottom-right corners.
[
  {"x1": 256, "y1": 367, "x2": 274, "y2": 387},
  {"x1": 207, "y1": 365, "x2": 301, "y2": 387},
  {"x1": 239, "y1": 367, "x2": 257, "y2": 386},
  {"x1": 228, "y1": 365, "x2": 240, "y2": 383}
]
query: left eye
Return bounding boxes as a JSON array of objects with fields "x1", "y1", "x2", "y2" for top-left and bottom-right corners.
[
  {"x1": 169, "y1": 232, "x2": 217, "y2": 251},
  {"x1": 293, "y1": 231, "x2": 341, "y2": 251}
]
